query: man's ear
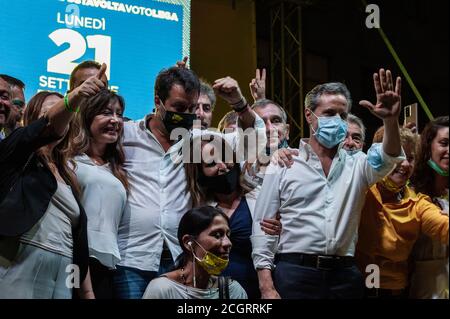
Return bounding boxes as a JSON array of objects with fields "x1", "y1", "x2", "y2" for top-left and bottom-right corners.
[
  {"x1": 305, "y1": 108, "x2": 312, "y2": 125},
  {"x1": 154, "y1": 95, "x2": 161, "y2": 107},
  {"x1": 285, "y1": 123, "x2": 290, "y2": 141},
  {"x1": 154, "y1": 96, "x2": 163, "y2": 114}
]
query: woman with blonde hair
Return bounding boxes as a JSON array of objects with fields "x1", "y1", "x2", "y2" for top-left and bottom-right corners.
[{"x1": 356, "y1": 126, "x2": 448, "y2": 299}]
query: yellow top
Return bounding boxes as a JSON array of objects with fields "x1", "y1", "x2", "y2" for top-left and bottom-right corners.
[{"x1": 356, "y1": 185, "x2": 449, "y2": 290}]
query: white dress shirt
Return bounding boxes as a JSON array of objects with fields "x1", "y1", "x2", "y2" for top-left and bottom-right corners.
[
  {"x1": 119, "y1": 114, "x2": 266, "y2": 271},
  {"x1": 251, "y1": 139, "x2": 405, "y2": 270}
]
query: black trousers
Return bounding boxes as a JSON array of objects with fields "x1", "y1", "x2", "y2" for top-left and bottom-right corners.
[
  {"x1": 89, "y1": 257, "x2": 115, "y2": 299},
  {"x1": 273, "y1": 259, "x2": 365, "y2": 299}
]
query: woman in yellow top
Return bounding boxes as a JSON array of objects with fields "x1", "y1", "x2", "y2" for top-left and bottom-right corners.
[{"x1": 355, "y1": 127, "x2": 449, "y2": 299}]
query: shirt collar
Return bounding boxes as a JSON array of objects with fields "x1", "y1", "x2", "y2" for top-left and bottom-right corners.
[{"x1": 299, "y1": 138, "x2": 345, "y2": 162}]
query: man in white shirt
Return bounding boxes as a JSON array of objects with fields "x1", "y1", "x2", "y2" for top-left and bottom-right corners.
[
  {"x1": 116, "y1": 66, "x2": 266, "y2": 299},
  {"x1": 251, "y1": 68, "x2": 405, "y2": 299}
]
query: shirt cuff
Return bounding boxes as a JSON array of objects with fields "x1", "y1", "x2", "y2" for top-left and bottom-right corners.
[
  {"x1": 251, "y1": 234, "x2": 278, "y2": 270},
  {"x1": 367, "y1": 143, "x2": 405, "y2": 171}
]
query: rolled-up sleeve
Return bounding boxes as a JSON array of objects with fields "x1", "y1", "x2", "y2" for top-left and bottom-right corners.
[
  {"x1": 251, "y1": 163, "x2": 282, "y2": 270},
  {"x1": 363, "y1": 143, "x2": 406, "y2": 186}
]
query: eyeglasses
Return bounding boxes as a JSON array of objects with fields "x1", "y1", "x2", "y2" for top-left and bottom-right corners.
[{"x1": 12, "y1": 99, "x2": 25, "y2": 108}]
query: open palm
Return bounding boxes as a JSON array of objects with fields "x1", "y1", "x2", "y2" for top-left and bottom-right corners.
[{"x1": 360, "y1": 69, "x2": 401, "y2": 120}]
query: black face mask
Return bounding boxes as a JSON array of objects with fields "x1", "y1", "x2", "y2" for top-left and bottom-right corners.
[
  {"x1": 159, "y1": 102, "x2": 196, "y2": 134},
  {"x1": 198, "y1": 164, "x2": 241, "y2": 195}
]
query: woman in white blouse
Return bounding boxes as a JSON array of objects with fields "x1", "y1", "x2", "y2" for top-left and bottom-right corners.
[{"x1": 68, "y1": 89, "x2": 129, "y2": 298}]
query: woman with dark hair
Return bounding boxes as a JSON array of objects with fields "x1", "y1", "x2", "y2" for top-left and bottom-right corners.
[
  {"x1": 67, "y1": 89, "x2": 129, "y2": 298},
  {"x1": 142, "y1": 206, "x2": 247, "y2": 299},
  {"x1": 0, "y1": 64, "x2": 105, "y2": 299},
  {"x1": 409, "y1": 116, "x2": 449, "y2": 299},
  {"x1": 182, "y1": 133, "x2": 281, "y2": 299}
]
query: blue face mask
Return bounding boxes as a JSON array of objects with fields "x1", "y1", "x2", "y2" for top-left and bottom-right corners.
[
  {"x1": 310, "y1": 110, "x2": 348, "y2": 149},
  {"x1": 265, "y1": 139, "x2": 289, "y2": 156},
  {"x1": 346, "y1": 148, "x2": 362, "y2": 156}
]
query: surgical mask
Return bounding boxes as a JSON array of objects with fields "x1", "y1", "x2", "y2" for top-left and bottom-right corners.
[
  {"x1": 380, "y1": 176, "x2": 404, "y2": 194},
  {"x1": 428, "y1": 159, "x2": 449, "y2": 177},
  {"x1": 198, "y1": 164, "x2": 240, "y2": 194},
  {"x1": 346, "y1": 148, "x2": 362, "y2": 156},
  {"x1": 191, "y1": 240, "x2": 229, "y2": 276},
  {"x1": 266, "y1": 139, "x2": 289, "y2": 156},
  {"x1": 309, "y1": 110, "x2": 348, "y2": 149},
  {"x1": 159, "y1": 101, "x2": 196, "y2": 134}
]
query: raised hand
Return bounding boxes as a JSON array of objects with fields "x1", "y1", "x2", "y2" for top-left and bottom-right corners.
[
  {"x1": 75, "y1": 63, "x2": 107, "y2": 97},
  {"x1": 249, "y1": 68, "x2": 266, "y2": 102},
  {"x1": 212, "y1": 76, "x2": 244, "y2": 105},
  {"x1": 359, "y1": 68, "x2": 402, "y2": 120},
  {"x1": 175, "y1": 56, "x2": 189, "y2": 69}
]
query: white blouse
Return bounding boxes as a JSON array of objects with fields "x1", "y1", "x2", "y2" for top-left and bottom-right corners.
[{"x1": 75, "y1": 154, "x2": 127, "y2": 269}]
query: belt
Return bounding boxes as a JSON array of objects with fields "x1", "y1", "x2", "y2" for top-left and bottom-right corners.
[{"x1": 275, "y1": 253, "x2": 355, "y2": 270}]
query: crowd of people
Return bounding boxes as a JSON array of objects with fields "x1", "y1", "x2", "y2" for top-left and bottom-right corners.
[{"x1": 0, "y1": 59, "x2": 448, "y2": 299}]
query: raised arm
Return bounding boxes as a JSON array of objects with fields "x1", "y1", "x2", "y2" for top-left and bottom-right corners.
[
  {"x1": 46, "y1": 63, "x2": 107, "y2": 137},
  {"x1": 249, "y1": 68, "x2": 266, "y2": 103},
  {"x1": 359, "y1": 68, "x2": 402, "y2": 157},
  {"x1": 213, "y1": 76, "x2": 256, "y2": 130}
]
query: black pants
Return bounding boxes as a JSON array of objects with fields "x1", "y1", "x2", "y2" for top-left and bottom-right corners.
[
  {"x1": 273, "y1": 260, "x2": 364, "y2": 299},
  {"x1": 89, "y1": 257, "x2": 115, "y2": 299}
]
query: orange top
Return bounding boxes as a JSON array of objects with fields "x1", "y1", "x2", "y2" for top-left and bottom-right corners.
[{"x1": 356, "y1": 185, "x2": 449, "y2": 290}]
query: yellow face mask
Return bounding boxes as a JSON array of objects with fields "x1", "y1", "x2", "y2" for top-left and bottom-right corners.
[
  {"x1": 380, "y1": 176, "x2": 404, "y2": 194},
  {"x1": 192, "y1": 240, "x2": 229, "y2": 276}
]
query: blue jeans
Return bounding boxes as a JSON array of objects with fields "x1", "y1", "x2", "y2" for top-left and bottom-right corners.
[
  {"x1": 113, "y1": 253, "x2": 175, "y2": 299},
  {"x1": 273, "y1": 260, "x2": 364, "y2": 299}
]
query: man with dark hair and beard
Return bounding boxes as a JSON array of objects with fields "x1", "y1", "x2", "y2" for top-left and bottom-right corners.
[{"x1": 114, "y1": 65, "x2": 266, "y2": 299}]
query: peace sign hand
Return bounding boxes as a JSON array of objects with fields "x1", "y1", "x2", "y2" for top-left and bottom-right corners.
[{"x1": 249, "y1": 68, "x2": 266, "y2": 102}]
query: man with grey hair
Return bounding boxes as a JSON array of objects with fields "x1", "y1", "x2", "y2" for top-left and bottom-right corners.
[
  {"x1": 343, "y1": 113, "x2": 366, "y2": 154},
  {"x1": 252, "y1": 69, "x2": 405, "y2": 299},
  {"x1": 251, "y1": 99, "x2": 289, "y2": 152},
  {"x1": 194, "y1": 80, "x2": 216, "y2": 129},
  {"x1": 0, "y1": 74, "x2": 26, "y2": 131}
]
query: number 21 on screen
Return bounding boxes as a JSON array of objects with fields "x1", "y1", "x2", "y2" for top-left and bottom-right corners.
[{"x1": 47, "y1": 28, "x2": 111, "y2": 78}]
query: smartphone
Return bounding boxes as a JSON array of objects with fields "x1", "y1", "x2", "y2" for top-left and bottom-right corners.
[{"x1": 404, "y1": 103, "x2": 418, "y2": 132}]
